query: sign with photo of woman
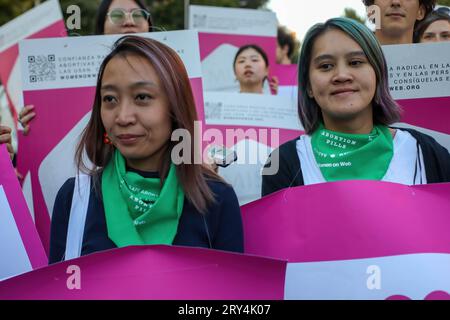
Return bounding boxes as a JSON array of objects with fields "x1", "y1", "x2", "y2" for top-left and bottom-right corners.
[{"x1": 189, "y1": 5, "x2": 301, "y2": 205}]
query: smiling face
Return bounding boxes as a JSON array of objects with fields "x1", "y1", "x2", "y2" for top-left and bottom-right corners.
[
  {"x1": 234, "y1": 47, "x2": 268, "y2": 93},
  {"x1": 100, "y1": 54, "x2": 172, "y2": 171},
  {"x1": 308, "y1": 29, "x2": 377, "y2": 133},
  {"x1": 374, "y1": 0, "x2": 425, "y2": 44},
  {"x1": 103, "y1": 0, "x2": 149, "y2": 35},
  {"x1": 421, "y1": 19, "x2": 450, "y2": 42}
]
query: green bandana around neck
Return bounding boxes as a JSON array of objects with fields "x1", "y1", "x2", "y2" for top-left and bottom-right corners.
[
  {"x1": 102, "y1": 150, "x2": 185, "y2": 247},
  {"x1": 310, "y1": 123, "x2": 394, "y2": 182}
]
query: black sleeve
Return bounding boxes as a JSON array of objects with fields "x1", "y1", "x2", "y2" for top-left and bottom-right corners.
[
  {"x1": 423, "y1": 137, "x2": 450, "y2": 183},
  {"x1": 48, "y1": 178, "x2": 75, "y2": 264},
  {"x1": 402, "y1": 128, "x2": 450, "y2": 183},
  {"x1": 211, "y1": 183, "x2": 244, "y2": 253},
  {"x1": 261, "y1": 138, "x2": 303, "y2": 197}
]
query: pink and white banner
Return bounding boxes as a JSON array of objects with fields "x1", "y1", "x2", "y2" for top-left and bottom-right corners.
[
  {"x1": 383, "y1": 42, "x2": 450, "y2": 151},
  {"x1": 189, "y1": 5, "x2": 279, "y2": 94},
  {"x1": 0, "y1": 145, "x2": 47, "y2": 280},
  {"x1": 0, "y1": 0, "x2": 66, "y2": 122},
  {"x1": 190, "y1": 5, "x2": 301, "y2": 205},
  {"x1": 16, "y1": 31, "x2": 204, "y2": 252},
  {"x1": 0, "y1": 245, "x2": 286, "y2": 300},
  {"x1": 242, "y1": 181, "x2": 450, "y2": 300}
]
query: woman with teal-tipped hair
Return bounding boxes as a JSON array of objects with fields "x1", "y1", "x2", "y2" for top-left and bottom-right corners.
[{"x1": 262, "y1": 17, "x2": 450, "y2": 196}]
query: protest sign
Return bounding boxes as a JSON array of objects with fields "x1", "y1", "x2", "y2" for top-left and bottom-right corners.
[
  {"x1": 0, "y1": 0, "x2": 66, "y2": 121},
  {"x1": 0, "y1": 145, "x2": 47, "y2": 280},
  {"x1": 190, "y1": 5, "x2": 301, "y2": 205},
  {"x1": 242, "y1": 181, "x2": 450, "y2": 299},
  {"x1": 384, "y1": 42, "x2": 450, "y2": 151},
  {"x1": 0, "y1": 245, "x2": 286, "y2": 300},
  {"x1": 17, "y1": 30, "x2": 204, "y2": 251}
]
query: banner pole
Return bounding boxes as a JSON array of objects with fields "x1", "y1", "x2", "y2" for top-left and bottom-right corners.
[{"x1": 184, "y1": 0, "x2": 190, "y2": 29}]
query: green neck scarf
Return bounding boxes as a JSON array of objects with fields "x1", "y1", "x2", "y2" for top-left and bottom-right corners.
[
  {"x1": 102, "y1": 150, "x2": 185, "y2": 247},
  {"x1": 310, "y1": 123, "x2": 393, "y2": 182}
]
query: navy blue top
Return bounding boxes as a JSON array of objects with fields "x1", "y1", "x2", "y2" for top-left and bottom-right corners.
[{"x1": 49, "y1": 170, "x2": 244, "y2": 264}]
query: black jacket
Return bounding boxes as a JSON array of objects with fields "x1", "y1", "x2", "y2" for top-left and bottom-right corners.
[
  {"x1": 49, "y1": 171, "x2": 244, "y2": 264},
  {"x1": 262, "y1": 128, "x2": 450, "y2": 197}
]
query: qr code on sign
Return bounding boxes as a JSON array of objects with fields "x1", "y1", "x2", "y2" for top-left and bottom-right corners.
[
  {"x1": 193, "y1": 14, "x2": 207, "y2": 28},
  {"x1": 205, "y1": 101, "x2": 222, "y2": 120},
  {"x1": 28, "y1": 55, "x2": 56, "y2": 83}
]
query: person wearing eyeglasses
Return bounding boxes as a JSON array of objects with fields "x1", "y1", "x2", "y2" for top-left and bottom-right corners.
[
  {"x1": 435, "y1": 6, "x2": 450, "y2": 15},
  {"x1": 96, "y1": 0, "x2": 153, "y2": 35},
  {"x1": 414, "y1": 10, "x2": 450, "y2": 43},
  {"x1": 16, "y1": 0, "x2": 153, "y2": 139}
]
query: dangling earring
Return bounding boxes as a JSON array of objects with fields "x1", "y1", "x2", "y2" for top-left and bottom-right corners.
[{"x1": 103, "y1": 132, "x2": 112, "y2": 145}]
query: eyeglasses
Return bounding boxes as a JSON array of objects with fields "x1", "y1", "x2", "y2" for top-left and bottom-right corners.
[
  {"x1": 435, "y1": 7, "x2": 450, "y2": 16},
  {"x1": 107, "y1": 8, "x2": 150, "y2": 25}
]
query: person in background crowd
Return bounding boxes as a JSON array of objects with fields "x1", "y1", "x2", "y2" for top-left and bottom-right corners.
[
  {"x1": 17, "y1": 0, "x2": 153, "y2": 135},
  {"x1": 233, "y1": 44, "x2": 278, "y2": 94},
  {"x1": 49, "y1": 36, "x2": 244, "y2": 263},
  {"x1": 362, "y1": 0, "x2": 436, "y2": 44},
  {"x1": 414, "y1": 10, "x2": 450, "y2": 42},
  {"x1": 95, "y1": 0, "x2": 153, "y2": 35},
  {"x1": 277, "y1": 26, "x2": 296, "y2": 65},
  {"x1": 262, "y1": 17, "x2": 450, "y2": 197}
]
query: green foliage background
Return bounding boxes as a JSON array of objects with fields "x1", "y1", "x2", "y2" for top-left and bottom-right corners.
[{"x1": 0, "y1": 0, "x2": 269, "y2": 34}]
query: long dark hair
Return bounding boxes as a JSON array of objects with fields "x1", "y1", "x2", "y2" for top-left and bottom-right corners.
[
  {"x1": 95, "y1": 0, "x2": 153, "y2": 35},
  {"x1": 76, "y1": 35, "x2": 222, "y2": 213}
]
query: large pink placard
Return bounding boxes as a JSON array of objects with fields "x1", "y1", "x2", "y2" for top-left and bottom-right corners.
[{"x1": 0, "y1": 245, "x2": 286, "y2": 300}]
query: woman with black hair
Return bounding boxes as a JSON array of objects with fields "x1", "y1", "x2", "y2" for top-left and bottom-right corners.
[{"x1": 233, "y1": 44, "x2": 278, "y2": 94}]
